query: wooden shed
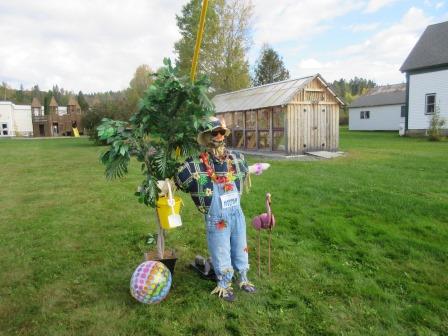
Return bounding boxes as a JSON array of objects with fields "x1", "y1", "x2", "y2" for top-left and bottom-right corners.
[{"x1": 212, "y1": 74, "x2": 344, "y2": 154}]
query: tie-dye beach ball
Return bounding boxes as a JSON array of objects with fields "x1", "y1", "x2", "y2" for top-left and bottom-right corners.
[{"x1": 130, "y1": 260, "x2": 172, "y2": 304}]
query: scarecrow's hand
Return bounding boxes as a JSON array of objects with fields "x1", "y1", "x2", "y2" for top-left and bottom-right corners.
[
  {"x1": 157, "y1": 179, "x2": 176, "y2": 197},
  {"x1": 248, "y1": 163, "x2": 270, "y2": 176}
]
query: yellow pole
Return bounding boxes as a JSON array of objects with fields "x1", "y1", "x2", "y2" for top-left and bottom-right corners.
[{"x1": 190, "y1": 0, "x2": 209, "y2": 82}]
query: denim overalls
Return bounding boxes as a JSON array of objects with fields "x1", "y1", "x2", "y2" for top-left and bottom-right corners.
[{"x1": 205, "y1": 181, "x2": 249, "y2": 289}]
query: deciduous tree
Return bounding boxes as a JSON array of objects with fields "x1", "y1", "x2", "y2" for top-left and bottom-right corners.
[{"x1": 174, "y1": 0, "x2": 253, "y2": 93}]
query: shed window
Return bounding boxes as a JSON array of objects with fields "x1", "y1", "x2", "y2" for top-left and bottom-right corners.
[
  {"x1": 401, "y1": 105, "x2": 406, "y2": 118},
  {"x1": 245, "y1": 111, "x2": 256, "y2": 129},
  {"x1": 425, "y1": 94, "x2": 436, "y2": 114},
  {"x1": 273, "y1": 108, "x2": 285, "y2": 128},
  {"x1": 246, "y1": 131, "x2": 256, "y2": 149},
  {"x1": 272, "y1": 107, "x2": 285, "y2": 151},
  {"x1": 234, "y1": 130, "x2": 244, "y2": 148},
  {"x1": 234, "y1": 112, "x2": 243, "y2": 129},
  {"x1": 257, "y1": 109, "x2": 269, "y2": 129},
  {"x1": 223, "y1": 112, "x2": 234, "y2": 128},
  {"x1": 257, "y1": 109, "x2": 270, "y2": 150},
  {"x1": 224, "y1": 106, "x2": 285, "y2": 152},
  {"x1": 273, "y1": 131, "x2": 285, "y2": 151}
]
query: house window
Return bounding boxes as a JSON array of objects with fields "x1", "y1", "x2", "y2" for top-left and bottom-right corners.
[
  {"x1": 425, "y1": 93, "x2": 436, "y2": 114},
  {"x1": 401, "y1": 105, "x2": 406, "y2": 118},
  {"x1": 360, "y1": 111, "x2": 370, "y2": 119},
  {"x1": 1, "y1": 123, "x2": 8, "y2": 136}
]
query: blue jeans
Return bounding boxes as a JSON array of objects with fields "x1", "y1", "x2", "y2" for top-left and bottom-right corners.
[{"x1": 205, "y1": 182, "x2": 250, "y2": 289}]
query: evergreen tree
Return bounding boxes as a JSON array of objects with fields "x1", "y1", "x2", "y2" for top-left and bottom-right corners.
[
  {"x1": 15, "y1": 84, "x2": 25, "y2": 104},
  {"x1": 32, "y1": 85, "x2": 42, "y2": 102},
  {"x1": 52, "y1": 85, "x2": 61, "y2": 104},
  {"x1": 1, "y1": 82, "x2": 12, "y2": 101},
  {"x1": 43, "y1": 91, "x2": 53, "y2": 115},
  {"x1": 252, "y1": 44, "x2": 290, "y2": 86},
  {"x1": 331, "y1": 77, "x2": 376, "y2": 125},
  {"x1": 78, "y1": 91, "x2": 89, "y2": 112},
  {"x1": 331, "y1": 77, "x2": 376, "y2": 103}
]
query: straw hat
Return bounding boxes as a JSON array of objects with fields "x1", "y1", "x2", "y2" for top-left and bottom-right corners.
[{"x1": 197, "y1": 116, "x2": 230, "y2": 147}]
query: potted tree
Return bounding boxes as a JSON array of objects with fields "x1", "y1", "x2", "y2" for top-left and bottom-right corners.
[{"x1": 97, "y1": 58, "x2": 214, "y2": 273}]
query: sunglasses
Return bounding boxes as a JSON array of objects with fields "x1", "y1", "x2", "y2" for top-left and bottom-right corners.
[{"x1": 211, "y1": 129, "x2": 227, "y2": 137}]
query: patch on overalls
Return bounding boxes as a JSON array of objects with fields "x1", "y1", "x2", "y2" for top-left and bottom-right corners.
[
  {"x1": 216, "y1": 220, "x2": 227, "y2": 230},
  {"x1": 224, "y1": 183, "x2": 234, "y2": 192}
]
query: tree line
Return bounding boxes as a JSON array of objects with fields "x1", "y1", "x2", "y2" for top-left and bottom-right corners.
[{"x1": 2, "y1": 0, "x2": 376, "y2": 131}]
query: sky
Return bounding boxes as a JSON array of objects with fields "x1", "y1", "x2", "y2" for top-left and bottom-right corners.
[{"x1": 0, "y1": 0, "x2": 447, "y2": 93}]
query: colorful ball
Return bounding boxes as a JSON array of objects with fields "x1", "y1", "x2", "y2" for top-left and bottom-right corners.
[{"x1": 130, "y1": 260, "x2": 172, "y2": 304}]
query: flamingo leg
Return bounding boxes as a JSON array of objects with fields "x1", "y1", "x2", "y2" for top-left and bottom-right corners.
[
  {"x1": 268, "y1": 229, "x2": 272, "y2": 276},
  {"x1": 258, "y1": 229, "x2": 261, "y2": 277}
]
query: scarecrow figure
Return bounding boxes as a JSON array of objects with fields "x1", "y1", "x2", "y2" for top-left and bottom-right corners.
[{"x1": 175, "y1": 117, "x2": 256, "y2": 302}]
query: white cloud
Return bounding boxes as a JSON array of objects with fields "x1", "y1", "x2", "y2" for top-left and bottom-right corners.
[
  {"x1": 297, "y1": 57, "x2": 405, "y2": 84},
  {"x1": 424, "y1": 0, "x2": 445, "y2": 9},
  {"x1": 295, "y1": 7, "x2": 433, "y2": 84},
  {"x1": 364, "y1": 0, "x2": 399, "y2": 13},
  {"x1": 347, "y1": 22, "x2": 380, "y2": 32},
  {"x1": 0, "y1": 0, "x2": 184, "y2": 92},
  {"x1": 251, "y1": 0, "x2": 364, "y2": 46},
  {"x1": 299, "y1": 59, "x2": 324, "y2": 69}
]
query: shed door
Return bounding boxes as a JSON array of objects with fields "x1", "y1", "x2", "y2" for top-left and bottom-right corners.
[
  {"x1": 300, "y1": 105, "x2": 311, "y2": 152},
  {"x1": 319, "y1": 106, "x2": 327, "y2": 150},
  {"x1": 306, "y1": 104, "x2": 327, "y2": 151}
]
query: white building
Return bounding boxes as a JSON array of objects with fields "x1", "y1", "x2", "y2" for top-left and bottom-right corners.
[
  {"x1": 0, "y1": 101, "x2": 33, "y2": 137},
  {"x1": 349, "y1": 84, "x2": 406, "y2": 131},
  {"x1": 400, "y1": 20, "x2": 448, "y2": 136}
]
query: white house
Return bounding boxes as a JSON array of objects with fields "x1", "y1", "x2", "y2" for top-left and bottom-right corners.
[
  {"x1": 400, "y1": 20, "x2": 448, "y2": 136},
  {"x1": 0, "y1": 101, "x2": 33, "y2": 137},
  {"x1": 349, "y1": 84, "x2": 406, "y2": 131}
]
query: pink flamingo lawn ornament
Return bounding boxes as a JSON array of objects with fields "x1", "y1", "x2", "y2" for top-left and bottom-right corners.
[{"x1": 252, "y1": 193, "x2": 275, "y2": 276}]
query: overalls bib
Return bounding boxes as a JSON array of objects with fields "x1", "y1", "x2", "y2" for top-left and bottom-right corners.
[{"x1": 205, "y1": 181, "x2": 249, "y2": 289}]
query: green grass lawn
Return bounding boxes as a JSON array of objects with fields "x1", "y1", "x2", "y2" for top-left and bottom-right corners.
[{"x1": 0, "y1": 130, "x2": 447, "y2": 336}]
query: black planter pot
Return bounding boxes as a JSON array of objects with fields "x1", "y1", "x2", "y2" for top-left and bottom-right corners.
[{"x1": 144, "y1": 250, "x2": 177, "y2": 276}]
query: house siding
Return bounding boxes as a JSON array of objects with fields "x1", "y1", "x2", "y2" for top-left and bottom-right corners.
[
  {"x1": 408, "y1": 69, "x2": 448, "y2": 130},
  {"x1": 0, "y1": 102, "x2": 33, "y2": 136},
  {"x1": 349, "y1": 105, "x2": 403, "y2": 131}
]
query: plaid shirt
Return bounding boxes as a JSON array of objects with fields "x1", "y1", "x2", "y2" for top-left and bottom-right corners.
[{"x1": 175, "y1": 151, "x2": 249, "y2": 214}]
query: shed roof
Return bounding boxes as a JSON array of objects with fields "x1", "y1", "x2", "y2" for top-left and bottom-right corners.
[
  {"x1": 349, "y1": 83, "x2": 406, "y2": 108},
  {"x1": 212, "y1": 74, "x2": 343, "y2": 113},
  {"x1": 31, "y1": 97, "x2": 41, "y2": 108},
  {"x1": 400, "y1": 21, "x2": 448, "y2": 72}
]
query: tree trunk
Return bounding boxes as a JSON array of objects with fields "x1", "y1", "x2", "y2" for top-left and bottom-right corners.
[{"x1": 155, "y1": 211, "x2": 165, "y2": 259}]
